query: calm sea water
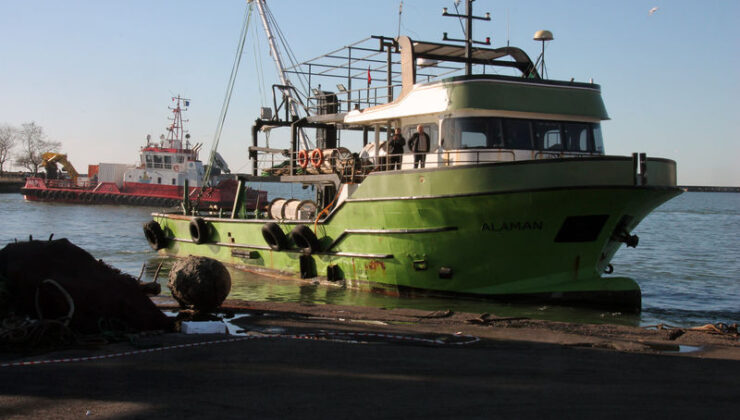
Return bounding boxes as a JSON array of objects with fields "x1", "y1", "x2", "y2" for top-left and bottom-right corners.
[{"x1": 1, "y1": 190, "x2": 737, "y2": 327}]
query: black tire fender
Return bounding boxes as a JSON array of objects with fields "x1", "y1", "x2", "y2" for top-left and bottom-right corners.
[
  {"x1": 289, "y1": 224, "x2": 321, "y2": 254},
  {"x1": 189, "y1": 217, "x2": 209, "y2": 244},
  {"x1": 261, "y1": 222, "x2": 288, "y2": 251},
  {"x1": 143, "y1": 221, "x2": 168, "y2": 250}
]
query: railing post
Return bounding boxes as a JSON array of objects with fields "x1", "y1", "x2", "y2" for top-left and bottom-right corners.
[{"x1": 639, "y1": 153, "x2": 647, "y2": 185}]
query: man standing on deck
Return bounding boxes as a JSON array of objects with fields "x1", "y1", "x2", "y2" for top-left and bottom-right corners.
[
  {"x1": 408, "y1": 124, "x2": 430, "y2": 168},
  {"x1": 387, "y1": 128, "x2": 406, "y2": 170}
]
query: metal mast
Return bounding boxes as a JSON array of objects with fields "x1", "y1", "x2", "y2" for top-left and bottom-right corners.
[
  {"x1": 166, "y1": 95, "x2": 190, "y2": 150},
  {"x1": 252, "y1": 0, "x2": 309, "y2": 149},
  {"x1": 442, "y1": 0, "x2": 491, "y2": 76}
]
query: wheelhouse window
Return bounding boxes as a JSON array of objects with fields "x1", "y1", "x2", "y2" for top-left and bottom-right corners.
[
  {"x1": 164, "y1": 155, "x2": 172, "y2": 169},
  {"x1": 563, "y1": 122, "x2": 592, "y2": 152},
  {"x1": 441, "y1": 118, "x2": 503, "y2": 149},
  {"x1": 533, "y1": 121, "x2": 562, "y2": 150},
  {"x1": 441, "y1": 117, "x2": 604, "y2": 153},
  {"x1": 502, "y1": 119, "x2": 532, "y2": 149},
  {"x1": 152, "y1": 154, "x2": 163, "y2": 168},
  {"x1": 593, "y1": 125, "x2": 604, "y2": 153}
]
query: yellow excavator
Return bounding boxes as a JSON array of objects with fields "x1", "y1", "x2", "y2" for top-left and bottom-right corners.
[{"x1": 42, "y1": 152, "x2": 79, "y2": 184}]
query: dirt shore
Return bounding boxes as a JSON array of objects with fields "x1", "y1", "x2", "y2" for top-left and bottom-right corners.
[{"x1": 1, "y1": 299, "x2": 738, "y2": 419}]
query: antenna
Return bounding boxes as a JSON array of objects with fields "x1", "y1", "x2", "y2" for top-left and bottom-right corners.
[
  {"x1": 506, "y1": 9, "x2": 510, "y2": 47},
  {"x1": 533, "y1": 30, "x2": 553, "y2": 79},
  {"x1": 397, "y1": 1, "x2": 403, "y2": 38},
  {"x1": 442, "y1": 0, "x2": 491, "y2": 76}
]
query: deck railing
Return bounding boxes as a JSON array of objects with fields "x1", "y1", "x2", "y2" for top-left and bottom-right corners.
[{"x1": 255, "y1": 148, "x2": 600, "y2": 182}]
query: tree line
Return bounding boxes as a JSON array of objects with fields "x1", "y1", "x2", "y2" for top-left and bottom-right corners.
[{"x1": 0, "y1": 122, "x2": 62, "y2": 174}]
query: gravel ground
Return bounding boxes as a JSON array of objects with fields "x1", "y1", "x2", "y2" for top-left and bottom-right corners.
[{"x1": 0, "y1": 299, "x2": 738, "y2": 419}]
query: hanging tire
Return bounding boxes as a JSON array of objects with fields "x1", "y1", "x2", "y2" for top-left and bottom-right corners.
[
  {"x1": 143, "y1": 221, "x2": 168, "y2": 250},
  {"x1": 189, "y1": 217, "x2": 209, "y2": 244},
  {"x1": 289, "y1": 224, "x2": 320, "y2": 254},
  {"x1": 261, "y1": 222, "x2": 288, "y2": 251}
]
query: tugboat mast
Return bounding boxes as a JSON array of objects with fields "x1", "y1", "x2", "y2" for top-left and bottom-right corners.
[{"x1": 166, "y1": 95, "x2": 191, "y2": 150}]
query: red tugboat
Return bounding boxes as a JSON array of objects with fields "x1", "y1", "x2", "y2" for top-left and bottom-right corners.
[{"x1": 21, "y1": 96, "x2": 266, "y2": 208}]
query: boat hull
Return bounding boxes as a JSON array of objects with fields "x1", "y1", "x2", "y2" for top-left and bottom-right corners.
[
  {"x1": 151, "y1": 157, "x2": 681, "y2": 310},
  {"x1": 20, "y1": 177, "x2": 260, "y2": 208}
]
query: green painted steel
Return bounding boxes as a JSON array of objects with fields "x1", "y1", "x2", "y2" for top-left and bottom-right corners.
[
  {"x1": 444, "y1": 79, "x2": 609, "y2": 120},
  {"x1": 152, "y1": 157, "x2": 680, "y2": 306}
]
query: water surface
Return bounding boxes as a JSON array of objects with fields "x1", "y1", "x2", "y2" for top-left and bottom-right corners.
[{"x1": 1, "y1": 191, "x2": 737, "y2": 327}]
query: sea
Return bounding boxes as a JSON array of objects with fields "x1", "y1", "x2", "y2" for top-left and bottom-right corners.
[{"x1": 1, "y1": 190, "x2": 737, "y2": 328}]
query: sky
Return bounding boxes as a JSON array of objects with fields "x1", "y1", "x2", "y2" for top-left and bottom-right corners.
[{"x1": 0, "y1": 0, "x2": 738, "y2": 186}]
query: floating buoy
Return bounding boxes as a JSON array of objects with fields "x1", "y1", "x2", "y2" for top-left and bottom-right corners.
[{"x1": 167, "y1": 256, "x2": 231, "y2": 313}]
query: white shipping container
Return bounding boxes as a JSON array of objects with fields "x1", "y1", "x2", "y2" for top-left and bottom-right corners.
[{"x1": 98, "y1": 163, "x2": 133, "y2": 188}]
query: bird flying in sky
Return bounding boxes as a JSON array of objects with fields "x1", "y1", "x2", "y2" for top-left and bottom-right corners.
[{"x1": 649, "y1": 7, "x2": 659, "y2": 16}]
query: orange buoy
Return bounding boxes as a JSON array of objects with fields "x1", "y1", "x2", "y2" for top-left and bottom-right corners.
[
  {"x1": 297, "y1": 149, "x2": 309, "y2": 169},
  {"x1": 310, "y1": 148, "x2": 324, "y2": 168}
]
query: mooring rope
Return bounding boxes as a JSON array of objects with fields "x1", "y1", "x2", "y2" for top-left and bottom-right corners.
[{"x1": 0, "y1": 330, "x2": 480, "y2": 368}]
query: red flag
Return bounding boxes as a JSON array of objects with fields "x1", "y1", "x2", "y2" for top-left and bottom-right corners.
[{"x1": 367, "y1": 66, "x2": 371, "y2": 86}]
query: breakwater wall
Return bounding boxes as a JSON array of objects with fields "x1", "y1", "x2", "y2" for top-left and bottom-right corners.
[
  {"x1": 0, "y1": 173, "x2": 26, "y2": 193},
  {"x1": 679, "y1": 186, "x2": 740, "y2": 193}
]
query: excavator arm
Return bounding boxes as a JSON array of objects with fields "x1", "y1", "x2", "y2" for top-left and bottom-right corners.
[{"x1": 42, "y1": 152, "x2": 79, "y2": 184}]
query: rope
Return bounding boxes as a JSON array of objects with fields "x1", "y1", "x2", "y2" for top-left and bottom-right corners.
[
  {"x1": 34, "y1": 279, "x2": 75, "y2": 327},
  {"x1": 314, "y1": 184, "x2": 343, "y2": 233},
  {"x1": 199, "y1": 2, "x2": 253, "y2": 205},
  {"x1": 0, "y1": 331, "x2": 480, "y2": 368},
  {"x1": 0, "y1": 316, "x2": 77, "y2": 352},
  {"x1": 252, "y1": 17, "x2": 267, "y2": 106}
]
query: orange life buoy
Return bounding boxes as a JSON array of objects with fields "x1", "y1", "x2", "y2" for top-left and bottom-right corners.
[
  {"x1": 297, "y1": 150, "x2": 309, "y2": 169},
  {"x1": 310, "y1": 148, "x2": 324, "y2": 168},
  {"x1": 173, "y1": 164, "x2": 180, "y2": 171}
]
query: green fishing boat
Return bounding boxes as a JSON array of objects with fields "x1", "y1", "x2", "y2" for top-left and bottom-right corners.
[{"x1": 144, "y1": 1, "x2": 680, "y2": 311}]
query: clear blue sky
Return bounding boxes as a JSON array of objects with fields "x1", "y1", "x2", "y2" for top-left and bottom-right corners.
[{"x1": 1, "y1": 0, "x2": 737, "y2": 186}]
